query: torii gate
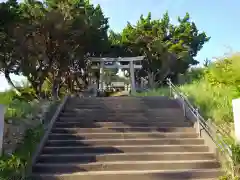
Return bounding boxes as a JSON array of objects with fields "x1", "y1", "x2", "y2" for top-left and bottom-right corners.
[{"x1": 89, "y1": 56, "x2": 144, "y2": 93}]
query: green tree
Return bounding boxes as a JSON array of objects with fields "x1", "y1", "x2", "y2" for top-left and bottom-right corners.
[
  {"x1": 0, "y1": 0, "x2": 109, "y2": 98},
  {"x1": 109, "y1": 12, "x2": 210, "y2": 87},
  {"x1": 0, "y1": 0, "x2": 21, "y2": 91}
]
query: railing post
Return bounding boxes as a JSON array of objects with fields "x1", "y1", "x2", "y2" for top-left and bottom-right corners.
[
  {"x1": 195, "y1": 108, "x2": 200, "y2": 136},
  {"x1": 0, "y1": 105, "x2": 4, "y2": 155},
  {"x1": 99, "y1": 60, "x2": 104, "y2": 91},
  {"x1": 181, "y1": 95, "x2": 186, "y2": 117},
  {"x1": 167, "y1": 78, "x2": 172, "y2": 97}
]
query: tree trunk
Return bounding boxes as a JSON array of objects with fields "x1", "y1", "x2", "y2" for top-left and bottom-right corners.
[
  {"x1": 52, "y1": 79, "x2": 58, "y2": 100},
  {"x1": 148, "y1": 72, "x2": 155, "y2": 89},
  {"x1": 52, "y1": 73, "x2": 61, "y2": 100}
]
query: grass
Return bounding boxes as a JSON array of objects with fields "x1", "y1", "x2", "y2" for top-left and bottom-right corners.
[
  {"x1": 133, "y1": 88, "x2": 170, "y2": 97},
  {"x1": 134, "y1": 81, "x2": 238, "y2": 126},
  {"x1": 179, "y1": 81, "x2": 239, "y2": 125}
]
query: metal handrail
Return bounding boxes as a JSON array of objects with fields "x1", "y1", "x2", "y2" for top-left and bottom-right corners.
[{"x1": 166, "y1": 78, "x2": 234, "y2": 164}]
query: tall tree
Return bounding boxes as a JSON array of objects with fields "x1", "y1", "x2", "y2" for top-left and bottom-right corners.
[
  {"x1": 0, "y1": 0, "x2": 21, "y2": 90},
  {"x1": 109, "y1": 12, "x2": 210, "y2": 87},
  {"x1": 0, "y1": 0, "x2": 109, "y2": 98}
]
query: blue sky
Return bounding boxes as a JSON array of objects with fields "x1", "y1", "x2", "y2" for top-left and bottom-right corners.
[{"x1": 0, "y1": 0, "x2": 239, "y2": 91}]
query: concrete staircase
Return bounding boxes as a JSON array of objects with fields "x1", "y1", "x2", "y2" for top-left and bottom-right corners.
[{"x1": 31, "y1": 96, "x2": 223, "y2": 180}]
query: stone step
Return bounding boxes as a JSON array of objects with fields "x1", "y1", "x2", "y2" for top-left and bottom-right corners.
[
  {"x1": 58, "y1": 114, "x2": 184, "y2": 119},
  {"x1": 45, "y1": 138, "x2": 205, "y2": 147},
  {"x1": 48, "y1": 132, "x2": 199, "y2": 140},
  {"x1": 57, "y1": 117, "x2": 187, "y2": 122},
  {"x1": 59, "y1": 112, "x2": 183, "y2": 117},
  {"x1": 68, "y1": 97, "x2": 142, "y2": 102},
  {"x1": 42, "y1": 145, "x2": 209, "y2": 154},
  {"x1": 53, "y1": 122, "x2": 192, "y2": 128},
  {"x1": 32, "y1": 160, "x2": 220, "y2": 174},
  {"x1": 62, "y1": 109, "x2": 149, "y2": 112},
  {"x1": 65, "y1": 102, "x2": 179, "y2": 106},
  {"x1": 65, "y1": 105, "x2": 145, "y2": 108},
  {"x1": 37, "y1": 152, "x2": 216, "y2": 164},
  {"x1": 68, "y1": 102, "x2": 180, "y2": 109},
  {"x1": 56, "y1": 119, "x2": 188, "y2": 125},
  {"x1": 51, "y1": 128, "x2": 197, "y2": 134},
  {"x1": 63, "y1": 105, "x2": 145, "y2": 109},
  {"x1": 51, "y1": 127, "x2": 197, "y2": 135},
  {"x1": 62, "y1": 108, "x2": 183, "y2": 113},
  {"x1": 30, "y1": 97, "x2": 221, "y2": 180},
  {"x1": 30, "y1": 169, "x2": 222, "y2": 180},
  {"x1": 60, "y1": 111, "x2": 184, "y2": 117},
  {"x1": 67, "y1": 102, "x2": 144, "y2": 106}
]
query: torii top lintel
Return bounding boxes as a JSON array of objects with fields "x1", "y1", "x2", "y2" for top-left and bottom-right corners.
[{"x1": 89, "y1": 56, "x2": 145, "y2": 62}]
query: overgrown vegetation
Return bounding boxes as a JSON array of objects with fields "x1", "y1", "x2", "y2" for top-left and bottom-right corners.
[
  {"x1": 180, "y1": 54, "x2": 240, "y2": 125},
  {"x1": 133, "y1": 88, "x2": 169, "y2": 97},
  {"x1": 135, "y1": 53, "x2": 240, "y2": 178},
  {"x1": 0, "y1": 125, "x2": 44, "y2": 179},
  {"x1": 0, "y1": 92, "x2": 37, "y2": 121},
  {"x1": 0, "y1": 86, "x2": 60, "y2": 179},
  {"x1": 0, "y1": 89, "x2": 36, "y2": 178}
]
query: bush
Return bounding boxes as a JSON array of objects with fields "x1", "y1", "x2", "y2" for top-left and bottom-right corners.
[
  {"x1": 179, "y1": 80, "x2": 239, "y2": 124},
  {"x1": 133, "y1": 88, "x2": 170, "y2": 97},
  {"x1": 0, "y1": 89, "x2": 38, "y2": 120},
  {"x1": 0, "y1": 86, "x2": 56, "y2": 179},
  {"x1": 12, "y1": 87, "x2": 38, "y2": 102},
  {"x1": 204, "y1": 53, "x2": 240, "y2": 88},
  {"x1": 178, "y1": 67, "x2": 205, "y2": 84},
  {"x1": 0, "y1": 125, "x2": 44, "y2": 179},
  {"x1": 5, "y1": 99, "x2": 38, "y2": 120}
]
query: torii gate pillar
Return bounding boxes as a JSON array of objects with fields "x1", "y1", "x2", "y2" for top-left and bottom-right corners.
[
  {"x1": 99, "y1": 60, "x2": 104, "y2": 91},
  {"x1": 129, "y1": 61, "x2": 136, "y2": 94}
]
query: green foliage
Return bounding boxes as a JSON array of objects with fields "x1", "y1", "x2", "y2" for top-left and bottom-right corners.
[
  {"x1": 0, "y1": 89, "x2": 37, "y2": 120},
  {"x1": 0, "y1": 125, "x2": 44, "y2": 179},
  {"x1": 0, "y1": 86, "x2": 60, "y2": 179},
  {"x1": 204, "y1": 54, "x2": 240, "y2": 88},
  {"x1": 0, "y1": 0, "x2": 110, "y2": 98},
  {"x1": 12, "y1": 87, "x2": 38, "y2": 102},
  {"x1": 179, "y1": 67, "x2": 205, "y2": 84},
  {"x1": 109, "y1": 12, "x2": 210, "y2": 85},
  {"x1": 180, "y1": 55, "x2": 240, "y2": 178},
  {"x1": 174, "y1": 54, "x2": 240, "y2": 124},
  {"x1": 219, "y1": 175, "x2": 240, "y2": 180},
  {"x1": 0, "y1": 90, "x2": 15, "y2": 105},
  {"x1": 133, "y1": 87, "x2": 170, "y2": 97},
  {"x1": 179, "y1": 81, "x2": 237, "y2": 124}
]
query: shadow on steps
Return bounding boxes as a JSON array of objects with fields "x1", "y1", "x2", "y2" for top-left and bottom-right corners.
[{"x1": 29, "y1": 97, "x2": 219, "y2": 180}]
